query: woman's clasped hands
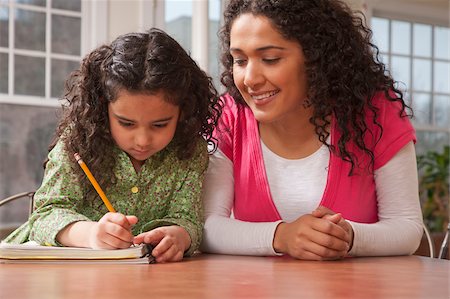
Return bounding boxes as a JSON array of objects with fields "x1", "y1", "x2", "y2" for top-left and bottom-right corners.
[{"x1": 273, "y1": 206, "x2": 354, "y2": 261}]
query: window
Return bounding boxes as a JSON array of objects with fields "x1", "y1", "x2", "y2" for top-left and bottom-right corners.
[
  {"x1": 371, "y1": 16, "x2": 450, "y2": 154},
  {"x1": 163, "y1": 0, "x2": 222, "y2": 89},
  {"x1": 0, "y1": 0, "x2": 83, "y2": 105},
  {"x1": 0, "y1": 0, "x2": 104, "y2": 230}
]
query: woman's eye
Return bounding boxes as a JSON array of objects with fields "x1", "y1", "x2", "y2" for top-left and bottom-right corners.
[
  {"x1": 263, "y1": 58, "x2": 280, "y2": 64},
  {"x1": 233, "y1": 58, "x2": 246, "y2": 66}
]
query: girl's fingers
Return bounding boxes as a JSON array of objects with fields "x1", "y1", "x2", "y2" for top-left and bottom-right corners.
[
  {"x1": 151, "y1": 233, "x2": 174, "y2": 257},
  {"x1": 134, "y1": 230, "x2": 165, "y2": 248},
  {"x1": 154, "y1": 243, "x2": 184, "y2": 263}
]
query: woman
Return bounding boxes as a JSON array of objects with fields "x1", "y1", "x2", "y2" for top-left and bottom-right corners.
[{"x1": 201, "y1": 0, "x2": 423, "y2": 260}]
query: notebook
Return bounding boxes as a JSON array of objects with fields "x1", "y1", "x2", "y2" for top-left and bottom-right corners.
[{"x1": 0, "y1": 241, "x2": 155, "y2": 264}]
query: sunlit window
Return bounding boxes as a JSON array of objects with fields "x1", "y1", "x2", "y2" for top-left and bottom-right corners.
[
  {"x1": 371, "y1": 17, "x2": 450, "y2": 154},
  {"x1": 0, "y1": 0, "x2": 82, "y2": 104},
  {"x1": 164, "y1": 0, "x2": 222, "y2": 88}
]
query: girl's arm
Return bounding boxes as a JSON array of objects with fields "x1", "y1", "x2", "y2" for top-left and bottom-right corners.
[
  {"x1": 57, "y1": 213, "x2": 137, "y2": 249},
  {"x1": 26, "y1": 141, "x2": 94, "y2": 246},
  {"x1": 348, "y1": 141, "x2": 423, "y2": 256},
  {"x1": 136, "y1": 140, "x2": 208, "y2": 257},
  {"x1": 5, "y1": 141, "x2": 136, "y2": 249}
]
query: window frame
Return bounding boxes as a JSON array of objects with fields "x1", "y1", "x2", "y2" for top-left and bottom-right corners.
[
  {"x1": 370, "y1": 13, "x2": 449, "y2": 137},
  {"x1": 0, "y1": 0, "x2": 107, "y2": 107}
]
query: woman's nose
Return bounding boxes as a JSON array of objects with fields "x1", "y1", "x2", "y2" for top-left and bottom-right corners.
[{"x1": 243, "y1": 61, "x2": 265, "y2": 90}]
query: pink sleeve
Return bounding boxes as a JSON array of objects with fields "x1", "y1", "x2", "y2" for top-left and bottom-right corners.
[
  {"x1": 213, "y1": 94, "x2": 237, "y2": 161},
  {"x1": 372, "y1": 94, "x2": 416, "y2": 170}
]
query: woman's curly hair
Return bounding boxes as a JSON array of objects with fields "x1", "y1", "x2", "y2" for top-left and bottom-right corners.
[
  {"x1": 221, "y1": 0, "x2": 412, "y2": 174},
  {"x1": 49, "y1": 28, "x2": 222, "y2": 192}
]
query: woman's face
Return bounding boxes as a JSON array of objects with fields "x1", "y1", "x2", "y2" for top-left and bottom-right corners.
[{"x1": 229, "y1": 13, "x2": 310, "y2": 124}]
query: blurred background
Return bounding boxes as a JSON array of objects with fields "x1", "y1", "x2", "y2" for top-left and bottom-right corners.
[{"x1": 0, "y1": 0, "x2": 449, "y2": 245}]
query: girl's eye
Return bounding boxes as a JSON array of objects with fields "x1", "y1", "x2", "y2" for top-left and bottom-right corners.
[
  {"x1": 263, "y1": 58, "x2": 280, "y2": 64},
  {"x1": 119, "y1": 121, "x2": 134, "y2": 127},
  {"x1": 153, "y1": 123, "x2": 168, "y2": 128}
]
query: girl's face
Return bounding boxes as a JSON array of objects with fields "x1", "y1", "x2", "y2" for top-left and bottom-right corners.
[
  {"x1": 229, "y1": 14, "x2": 310, "y2": 125},
  {"x1": 108, "y1": 90, "x2": 180, "y2": 170}
]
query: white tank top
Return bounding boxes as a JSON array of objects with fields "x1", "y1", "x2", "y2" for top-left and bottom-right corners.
[{"x1": 260, "y1": 141, "x2": 330, "y2": 222}]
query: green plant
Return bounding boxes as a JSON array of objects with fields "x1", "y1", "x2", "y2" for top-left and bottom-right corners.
[{"x1": 417, "y1": 145, "x2": 449, "y2": 233}]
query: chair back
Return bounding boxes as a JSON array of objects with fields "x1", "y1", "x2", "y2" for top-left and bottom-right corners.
[{"x1": 0, "y1": 191, "x2": 35, "y2": 216}]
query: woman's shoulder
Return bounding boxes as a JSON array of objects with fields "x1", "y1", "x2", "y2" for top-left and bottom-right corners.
[
  {"x1": 370, "y1": 91, "x2": 408, "y2": 119},
  {"x1": 217, "y1": 93, "x2": 256, "y2": 133}
]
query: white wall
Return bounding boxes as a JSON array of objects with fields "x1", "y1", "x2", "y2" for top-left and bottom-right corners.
[{"x1": 106, "y1": 0, "x2": 165, "y2": 43}]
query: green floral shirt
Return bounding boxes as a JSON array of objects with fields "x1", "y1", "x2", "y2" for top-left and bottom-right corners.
[{"x1": 4, "y1": 138, "x2": 208, "y2": 256}]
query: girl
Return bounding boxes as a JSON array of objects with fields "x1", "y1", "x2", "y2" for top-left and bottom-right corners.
[
  {"x1": 201, "y1": 0, "x2": 423, "y2": 260},
  {"x1": 4, "y1": 28, "x2": 222, "y2": 263}
]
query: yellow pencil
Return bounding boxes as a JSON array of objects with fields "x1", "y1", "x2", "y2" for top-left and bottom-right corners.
[{"x1": 74, "y1": 153, "x2": 116, "y2": 213}]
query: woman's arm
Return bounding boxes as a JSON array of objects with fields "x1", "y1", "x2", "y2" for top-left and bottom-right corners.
[
  {"x1": 201, "y1": 149, "x2": 283, "y2": 256},
  {"x1": 348, "y1": 141, "x2": 424, "y2": 256}
]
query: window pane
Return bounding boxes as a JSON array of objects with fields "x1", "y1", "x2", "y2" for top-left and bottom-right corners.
[
  {"x1": 434, "y1": 95, "x2": 450, "y2": 127},
  {"x1": 379, "y1": 52, "x2": 389, "y2": 65},
  {"x1": 208, "y1": 0, "x2": 220, "y2": 89},
  {"x1": 413, "y1": 23, "x2": 431, "y2": 57},
  {"x1": 435, "y1": 26, "x2": 450, "y2": 60},
  {"x1": 392, "y1": 21, "x2": 411, "y2": 55},
  {"x1": 51, "y1": 59, "x2": 79, "y2": 98},
  {"x1": 0, "y1": 7, "x2": 8, "y2": 47},
  {"x1": 371, "y1": 17, "x2": 389, "y2": 53},
  {"x1": 391, "y1": 55, "x2": 410, "y2": 92},
  {"x1": 165, "y1": 0, "x2": 192, "y2": 52},
  {"x1": 52, "y1": 15, "x2": 81, "y2": 55},
  {"x1": 16, "y1": 0, "x2": 46, "y2": 6},
  {"x1": 52, "y1": 0, "x2": 81, "y2": 12},
  {"x1": 415, "y1": 131, "x2": 449, "y2": 156},
  {"x1": 0, "y1": 53, "x2": 7, "y2": 93},
  {"x1": 14, "y1": 55, "x2": 45, "y2": 96},
  {"x1": 0, "y1": 103, "x2": 58, "y2": 201},
  {"x1": 413, "y1": 59, "x2": 431, "y2": 92},
  {"x1": 15, "y1": 9, "x2": 45, "y2": 51},
  {"x1": 412, "y1": 93, "x2": 431, "y2": 125},
  {"x1": 434, "y1": 62, "x2": 450, "y2": 93}
]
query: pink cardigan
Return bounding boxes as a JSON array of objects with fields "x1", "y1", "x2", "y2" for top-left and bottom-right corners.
[{"x1": 214, "y1": 93, "x2": 416, "y2": 223}]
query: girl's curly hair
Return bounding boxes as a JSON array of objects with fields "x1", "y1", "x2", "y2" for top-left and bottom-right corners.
[
  {"x1": 49, "y1": 28, "x2": 222, "y2": 192},
  {"x1": 221, "y1": 0, "x2": 412, "y2": 174}
]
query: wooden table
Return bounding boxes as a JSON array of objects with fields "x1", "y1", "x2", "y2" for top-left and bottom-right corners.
[{"x1": 0, "y1": 254, "x2": 448, "y2": 299}]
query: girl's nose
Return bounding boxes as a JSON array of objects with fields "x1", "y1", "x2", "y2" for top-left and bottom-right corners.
[{"x1": 135, "y1": 130, "x2": 151, "y2": 149}]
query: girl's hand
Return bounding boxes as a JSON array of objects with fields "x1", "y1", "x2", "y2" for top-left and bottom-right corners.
[
  {"x1": 133, "y1": 225, "x2": 191, "y2": 263},
  {"x1": 88, "y1": 213, "x2": 138, "y2": 249},
  {"x1": 273, "y1": 213, "x2": 350, "y2": 260}
]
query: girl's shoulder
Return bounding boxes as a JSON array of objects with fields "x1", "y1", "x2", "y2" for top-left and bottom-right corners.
[
  {"x1": 157, "y1": 137, "x2": 208, "y2": 165},
  {"x1": 47, "y1": 139, "x2": 70, "y2": 161}
]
